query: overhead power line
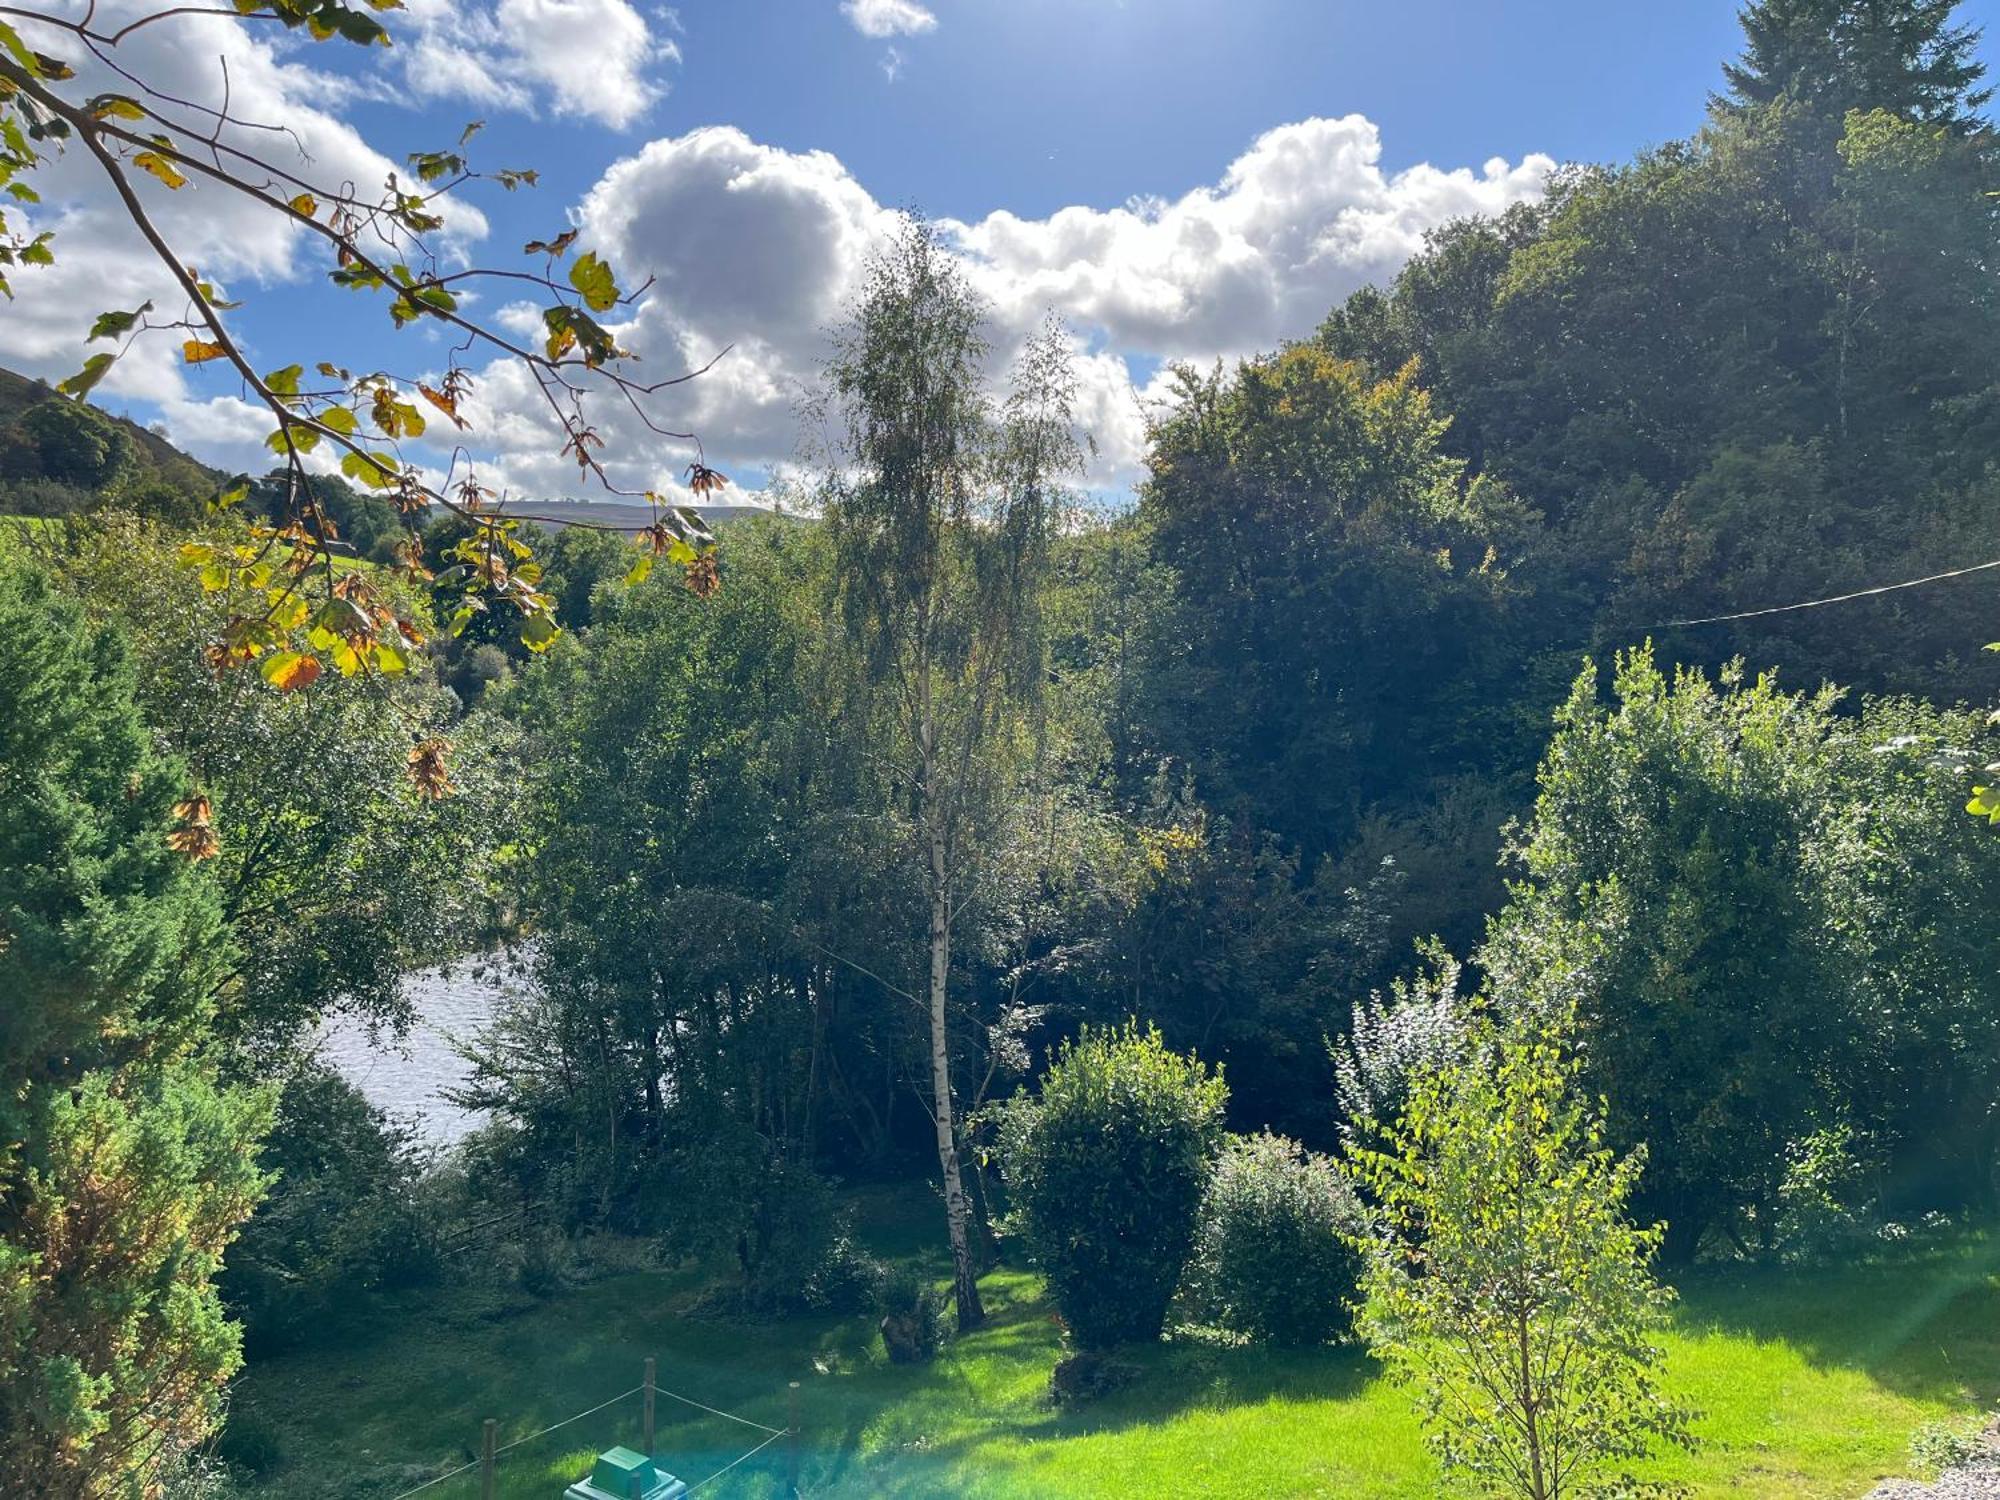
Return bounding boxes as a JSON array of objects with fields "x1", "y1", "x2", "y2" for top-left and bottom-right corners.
[{"x1": 1654, "y1": 556, "x2": 2000, "y2": 629}]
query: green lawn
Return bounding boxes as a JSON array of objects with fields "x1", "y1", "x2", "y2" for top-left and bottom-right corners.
[{"x1": 231, "y1": 1193, "x2": 2000, "y2": 1499}]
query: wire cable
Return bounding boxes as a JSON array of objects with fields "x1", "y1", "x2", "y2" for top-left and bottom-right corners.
[
  {"x1": 1651, "y1": 555, "x2": 2000, "y2": 629},
  {"x1": 494, "y1": 1385, "x2": 646, "y2": 1455},
  {"x1": 652, "y1": 1385, "x2": 785, "y2": 1436},
  {"x1": 382, "y1": 1378, "x2": 786, "y2": 1499},
  {"x1": 682, "y1": 1429, "x2": 787, "y2": 1495},
  {"x1": 386, "y1": 1454, "x2": 485, "y2": 1500}
]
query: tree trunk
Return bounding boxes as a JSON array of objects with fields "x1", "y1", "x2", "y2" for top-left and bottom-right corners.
[
  {"x1": 923, "y1": 707, "x2": 984, "y2": 1332},
  {"x1": 1518, "y1": 1308, "x2": 1548, "y2": 1500}
]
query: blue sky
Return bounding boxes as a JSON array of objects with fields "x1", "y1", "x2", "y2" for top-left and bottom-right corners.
[{"x1": 9, "y1": 0, "x2": 1998, "y2": 500}]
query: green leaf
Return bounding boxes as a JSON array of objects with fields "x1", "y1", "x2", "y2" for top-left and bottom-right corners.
[
  {"x1": 0, "y1": 19, "x2": 39, "y2": 76},
  {"x1": 340, "y1": 450, "x2": 399, "y2": 490},
  {"x1": 332, "y1": 7, "x2": 389, "y2": 45},
  {"x1": 568, "y1": 251, "x2": 618, "y2": 312},
  {"x1": 264, "y1": 363, "x2": 304, "y2": 397},
  {"x1": 87, "y1": 302, "x2": 152, "y2": 342},
  {"x1": 57, "y1": 352, "x2": 116, "y2": 399},
  {"x1": 87, "y1": 94, "x2": 146, "y2": 121},
  {"x1": 624, "y1": 552, "x2": 655, "y2": 586},
  {"x1": 520, "y1": 612, "x2": 560, "y2": 652},
  {"x1": 267, "y1": 424, "x2": 320, "y2": 455}
]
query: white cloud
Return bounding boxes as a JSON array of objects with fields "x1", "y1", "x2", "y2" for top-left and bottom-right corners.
[
  {"x1": 945, "y1": 116, "x2": 1554, "y2": 363},
  {"x1": 448, "y1": 117, "x2": 1551, "y2": 497},
  {"x1": 396, "y1": 0, "x2": 677, "y2": 130},
  {"x1": 0, "y1": 6, "x2": 1549, "y2": 503},
  {"x1": 841, "y1": 0, "x2": 938, "y2": 39}
]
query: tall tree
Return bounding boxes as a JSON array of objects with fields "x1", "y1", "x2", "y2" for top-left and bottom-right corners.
[
  {"x1": 818, "y1": 217, "x2": 1081, "y2": 1330},
  {"x1": 0, "y1": 564, "x2": 270, "y2": 1494},
  {"x1": 1718, "y1": 0, "x2": 1990, "y2": 129}
]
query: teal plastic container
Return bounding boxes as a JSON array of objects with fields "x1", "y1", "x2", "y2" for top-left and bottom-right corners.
[{"x1": 562, "y1": 1445, "x2": 689, "y2": 1500}]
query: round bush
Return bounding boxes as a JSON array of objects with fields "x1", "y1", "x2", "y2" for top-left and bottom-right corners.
[
  {"x1": 1182, "y1": 1132, "x2": 1367, "y2": 1347},
  {"x1": 996, "y1": 1021, "x2": 1226, "y2": 1349}
]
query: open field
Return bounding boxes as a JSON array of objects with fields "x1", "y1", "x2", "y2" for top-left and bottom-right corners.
[{"x1": 230, "y1": 1191, "x2": 2000, "y2": 1500}]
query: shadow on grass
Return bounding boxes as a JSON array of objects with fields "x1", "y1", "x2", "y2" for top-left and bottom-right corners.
[
  {"x1": 790, "y1": 1264, "x2": 1380, "y2": 1498},
  {"x1": 1669, "y1": 1226, "x2": 2000, "y2": 1405}
]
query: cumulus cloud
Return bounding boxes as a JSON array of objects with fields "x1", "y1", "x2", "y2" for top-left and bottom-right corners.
[
  {"x1": 396, "y1": 0, "x2": 677, "y2": 130},
  {"x1": 842, "y1": 0, "x2": 939, "y2": 39},
  {"x1": 453, "y1": 117, "x2": 1552, "y2": 496},
  {"x1": 946, "y1": 116, "x2": 1553, "y2": 362},
  {"x1": 0, "y1": 3, "x2": 1548, "y2": 503}
]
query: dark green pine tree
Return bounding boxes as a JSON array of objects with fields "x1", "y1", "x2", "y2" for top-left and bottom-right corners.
[
  {"x1": 1718, "y1": 0, "x2": 1991, "y2": 129},
  {"x1": 0, "y1": 565, "x2": 271, "y2": 1495}
]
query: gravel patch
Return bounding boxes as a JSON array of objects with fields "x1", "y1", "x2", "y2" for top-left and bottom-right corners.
[
  {"x1": 1865, "y1": 1464, "x2": 2000, "y2": 1499},
  {"x1": 1867, "y1": 1417, "x2": 2000, "y2": 1499}
]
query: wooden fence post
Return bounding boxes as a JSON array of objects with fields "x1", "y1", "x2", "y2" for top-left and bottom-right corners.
[
  {"x1": 787, "y1": 1380, "x2": 801, "y2": 1496},
  {"x1": 643, "y1": 1356, "x2": 656, "y2": 1456},
  {"x1": 480, "y1": 1417, "x2": 497, "y2": 1500}
]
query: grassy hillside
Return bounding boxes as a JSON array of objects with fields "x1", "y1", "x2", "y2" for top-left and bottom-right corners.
[{"x1": 228, "y1": 1188, "x2": 1999, "y2": 1500}]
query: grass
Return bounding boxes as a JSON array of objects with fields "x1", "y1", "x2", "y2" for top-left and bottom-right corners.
[{"x1": 231, "y1": 1190, "x2": 2000, "y2": 1499}]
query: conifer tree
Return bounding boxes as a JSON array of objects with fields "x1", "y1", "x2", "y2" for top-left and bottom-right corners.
[
  {"x1": 1719, "y1": 0, "x2": 1990, "y2": 129},
  {"x1": 0, "y1": 565, "x2": 271, "y2": 1494}
]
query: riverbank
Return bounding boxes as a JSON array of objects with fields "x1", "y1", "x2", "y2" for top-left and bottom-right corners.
[{"x1": 225, "y1": 1189, "x2": 1999, "y2": 1499}]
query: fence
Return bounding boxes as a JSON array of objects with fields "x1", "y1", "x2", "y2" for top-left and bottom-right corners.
[{"x1": 386, "y1": 1359, "x2": 802, "y2": 1500}]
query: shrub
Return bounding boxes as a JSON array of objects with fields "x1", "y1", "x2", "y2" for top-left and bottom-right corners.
[
  {"x1": 996, "y1": 1021, "x2": 1227, "y2": 1349},
  {"x1": 1772, "y1": 1125, "x2": 1876, "y2": 1260},
  {"x1": 516, "y1": 1225, "x2": 573, "y2": 1298},
  {"x1": 803, "y1": 1228, "x2": 880, "y2": 1316},
  {"x1": 222, "y1": 1064, "x2": 438, "y2": 1353},
  {"x1": 1181, "y1": 1132, "x2": 1367, "y2": 1347},
  {"x1": 731, "y1": 1158, "x2": 876, "y2": 1317},
  {"x1": 1910, "y1": 1416, "x2": 1988, "y2": 1477},
  {"x1": 1331, "y1": 940, "x2": 1473, "y2": 1142},
  {"x1": 876, "y1": 1266, "x2": 944, "y2": 1364},
  {"x1": 1048, "y1": 1351, "x2": 1143, "y2": 1408}
]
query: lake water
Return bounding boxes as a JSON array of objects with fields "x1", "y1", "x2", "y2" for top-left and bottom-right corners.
[{"x1": 314, "y1": 953, "x2": 529, "y2": 1146}]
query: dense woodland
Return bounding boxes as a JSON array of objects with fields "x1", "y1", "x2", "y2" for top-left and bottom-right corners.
[{"x1": 5, "y1": 2, "x2": 2000, "y2": 1495}]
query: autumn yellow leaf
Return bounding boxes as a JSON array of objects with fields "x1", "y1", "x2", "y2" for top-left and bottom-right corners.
[
  {"x1": 133, "y1": 151, "x2": 188, "y2": 190},
  {"x1": 259, "y1": 650, "x2": 322, "y2": 692}
]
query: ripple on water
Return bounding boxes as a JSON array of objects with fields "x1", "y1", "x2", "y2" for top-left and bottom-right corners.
[{"x1": 314, "y1": 952, "x2": 532, "y2": 1147}]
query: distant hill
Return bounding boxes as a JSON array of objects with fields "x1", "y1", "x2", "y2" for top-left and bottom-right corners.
[
  {"x1": 0, "y1": 364, "x2": 774, "y2": 529},
  {"x1": 494, "y1": 497, "x2": 775, "y2": 531},
  {"x1": 0, "y1": 364, "x2": 222, "y2": 511}
]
